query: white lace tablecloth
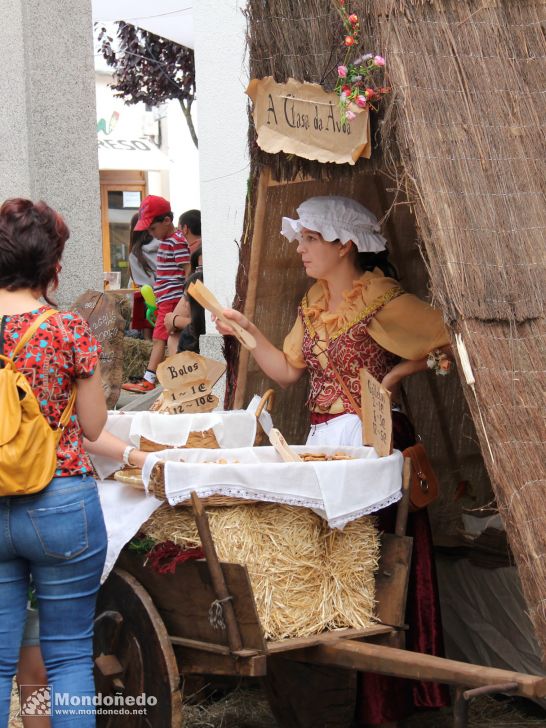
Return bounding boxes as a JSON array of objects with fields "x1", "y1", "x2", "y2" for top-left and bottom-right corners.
[{"x1": 142, "y1": 445, "x2": 403, "y2": 530}]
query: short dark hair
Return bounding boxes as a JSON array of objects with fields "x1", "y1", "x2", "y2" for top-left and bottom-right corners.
[
  {"x1": 190, "y1": 245, "x2": 202, "y2": 273},
  {"x1": 355, "y1": 250, "x2": 398, "y2": 280},
  {"x1": 179, "y1": 209, "x2": 201, "y2": 236},
  {"x1": 0, "y1": 198, "x2": 69, "y2": 303},
  {"x1": 151, "y1": 212, "x2": 173, "y2": 225}
]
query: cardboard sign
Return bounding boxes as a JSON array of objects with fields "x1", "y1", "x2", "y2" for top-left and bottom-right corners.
[
  {"x1": 156, "y1": 351, "x2": 225, "y2": 414},
  {"x1": 246, "y1": 76, "x2": 371, "y2": 165},
  {"x1": 360, "y1": 368, "x2": 393, "y2": 457}
]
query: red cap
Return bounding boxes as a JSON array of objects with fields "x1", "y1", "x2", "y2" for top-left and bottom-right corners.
[{"x1": 134, "y1": 195, "x2": 171, "y2": 231}]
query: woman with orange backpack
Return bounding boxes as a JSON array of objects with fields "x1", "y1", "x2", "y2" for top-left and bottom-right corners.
[{"x1": 0, "y1": 199, "x2": 108, "y2": 726}]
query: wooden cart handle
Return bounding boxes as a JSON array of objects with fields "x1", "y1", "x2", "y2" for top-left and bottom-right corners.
[{"x1": 190, "y1": 492, "x2": 243, "y2": 654}]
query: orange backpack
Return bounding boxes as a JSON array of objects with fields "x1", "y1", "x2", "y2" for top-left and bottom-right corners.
[{"x1": 0, "y1": 309, "x2": 76, "y2": 496}]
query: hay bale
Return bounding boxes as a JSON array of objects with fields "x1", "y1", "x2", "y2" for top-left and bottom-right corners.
[
  {"x1": 142, "y1": 503, "x2": 379, "y2": 640},
  {"x1": 323, "y1": 517, "x2": 380, "y2": 630},
  {"x1": 123, "y1": 336, "x2": 153, "y2": 381}
]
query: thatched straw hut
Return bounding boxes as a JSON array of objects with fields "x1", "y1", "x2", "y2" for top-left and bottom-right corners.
[{"x1": 224, "y1": 0, "x2": 546, "y2": 660}]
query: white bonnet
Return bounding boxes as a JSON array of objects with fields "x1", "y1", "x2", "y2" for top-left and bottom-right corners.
[{"x1": 281, "y1": 196, "x2": 387, "y2": 254}]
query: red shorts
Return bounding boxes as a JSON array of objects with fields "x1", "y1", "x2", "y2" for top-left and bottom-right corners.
[
  {"x1": 131, "y1": 291, "x2": 153, "y2": 330},
  {"x1": 153, "y1": 299, "x2": 179, "y2": 341}
]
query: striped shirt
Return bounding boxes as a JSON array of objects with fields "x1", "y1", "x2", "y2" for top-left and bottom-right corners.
[{"x1": 154, "y1": 230, "x2": 190, "y2": 304}]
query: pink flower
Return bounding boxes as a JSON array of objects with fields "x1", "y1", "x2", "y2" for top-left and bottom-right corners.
[
  {"x1": 346, "y1": 110, "x2": 357, "y2": 121},
  {"x1": 344, "y1": 35, "x2": 355, "y2": 47},
  {"x1": 348, "y1": 13, "x2": 358, "y2": 24},
  {"x1": 337, "y1": 65, "x2": 348, "y2": 78},
  {"x1": 373, "y1": 55, "x2": 385, "y2": 66},
  {"x1": 355, "y1": 95, "x2": 367, "y2": 108}
]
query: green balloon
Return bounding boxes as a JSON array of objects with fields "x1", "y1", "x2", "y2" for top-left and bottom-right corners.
[{"x1": 140, "y1": 284, "x2": 156, "y2": 308}]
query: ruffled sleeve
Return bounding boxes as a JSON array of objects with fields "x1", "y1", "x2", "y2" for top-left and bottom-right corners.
[
  {"x1": 282, "y1": 314, "x2": 307, "y2": 369},
  {"x1": 362, "y1": 273, "x2": 450, "y2": 359}
]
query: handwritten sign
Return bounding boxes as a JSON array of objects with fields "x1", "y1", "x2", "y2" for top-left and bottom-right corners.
[
  {"x1": 246, "y1": 77, "x2": 371, "y2": 165},
  {"x1": 360, "y1": 368, "x2": 393, "y2": 457},
  {"x1": 156, "y1": 351, "x2": 225, "y2": 414}
]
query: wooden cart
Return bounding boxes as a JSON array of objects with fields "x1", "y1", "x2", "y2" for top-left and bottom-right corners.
[{"x1": 94, "y1": 467, "x2": 546, "y2": 728}]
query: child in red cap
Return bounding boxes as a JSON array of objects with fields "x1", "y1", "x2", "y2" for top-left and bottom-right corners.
[{"x1": 122, "y1": 195, "x2": 190, "y2": 393}]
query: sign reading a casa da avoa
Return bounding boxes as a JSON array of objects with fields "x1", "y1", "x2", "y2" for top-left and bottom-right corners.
[{"x1": 247, "y1": 77, "x2": 371, "y2": 165}]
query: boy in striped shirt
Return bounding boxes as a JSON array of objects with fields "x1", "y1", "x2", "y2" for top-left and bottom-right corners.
[{"x1": 122, "y1": 195, "x2": 190, "y2": 393}]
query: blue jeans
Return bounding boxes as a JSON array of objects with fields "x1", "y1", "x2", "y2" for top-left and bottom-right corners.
[{"x1": 0, "y1": 476, "x2": 107, "y2": 727}]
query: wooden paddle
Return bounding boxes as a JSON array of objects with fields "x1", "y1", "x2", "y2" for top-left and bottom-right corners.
[
  {"x1": 268, "y1": 428, "x2": 302, "y2": 462},
  {"x1": 187, "y1": 279, "x2": 257, "y2": 351}
]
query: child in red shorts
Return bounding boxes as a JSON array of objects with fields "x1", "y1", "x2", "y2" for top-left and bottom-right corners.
[{"x1": 122, "y1": 196, "x2": 190, "y2": 393}]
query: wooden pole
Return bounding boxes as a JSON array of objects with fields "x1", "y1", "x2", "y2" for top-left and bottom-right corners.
[
  {"x1": 190, "y1": 491, "x2": 243, "y2": 654},
  {"x1": 233, "y1": 167, "x2": 271, "y2": 409},
  {"x1": 395, "y1": 457, "x2": 412, "y2": 537}
]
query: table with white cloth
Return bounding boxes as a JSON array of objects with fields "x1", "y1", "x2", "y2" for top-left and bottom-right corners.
[{"x1": 90, "y1": 411, "x2": 402, "y2": 581}]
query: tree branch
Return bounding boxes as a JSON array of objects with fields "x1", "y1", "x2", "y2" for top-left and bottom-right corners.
[{"x1": 179, "y1": 98, "x2": 198, "y2": 148}]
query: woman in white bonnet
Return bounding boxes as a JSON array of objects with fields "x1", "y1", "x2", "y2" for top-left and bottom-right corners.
[
  {"x1": 218, "y1": 195, "x2": 450, "y2": 447},
  {"x1": 217, "y1": 195, "x2": 451, "y2": 726}
]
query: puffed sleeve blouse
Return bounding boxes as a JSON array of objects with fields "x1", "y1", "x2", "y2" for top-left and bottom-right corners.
[{"x1": 283, "y1": 269, "x2": 449, "y2": 370}]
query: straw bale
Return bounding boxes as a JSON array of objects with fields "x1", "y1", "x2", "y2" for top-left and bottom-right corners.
[
  {"x1": 122, "y1": 337, "x2": 153, "y2": 381},
  {"x1": 142, "y1": 504, "x2": 379, "y2": 640},
  {"x1": 323, "y1": 517, "x2": 380, "y2": 629}
]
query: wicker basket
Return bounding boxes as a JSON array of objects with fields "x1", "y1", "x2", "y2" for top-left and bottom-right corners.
[
  {"x1": 139, "y1": 388, "x2": 275, "y2": 453},
  {"x1": 140, "y1": 428, "x2": 219, "y2": 451},
  {"x1": 133, "y1": 390, "x2": 276, "y2": 507},
  {"x1": 149, "y1": 460, "x2": 258, "y2": 507}
]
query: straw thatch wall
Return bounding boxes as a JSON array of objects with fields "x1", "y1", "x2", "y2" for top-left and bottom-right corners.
[
  {"x1": 371, "y1": 0, "x2": 546, "y2": 662},
  {"x1": 234, "y1": 0, "x2": 546, "y2": 658}
]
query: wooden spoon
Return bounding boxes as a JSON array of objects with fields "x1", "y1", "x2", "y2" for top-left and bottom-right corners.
[{"x1": 188, "y1": 280, "x2": 257, "y2": 351}]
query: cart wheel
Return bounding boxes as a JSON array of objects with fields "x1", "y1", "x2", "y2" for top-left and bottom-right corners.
[
  {"x1": 264, "y1": 655, "x2": 356, "y2": 728},
  {"x1": 94, "y1": 568, "x2": 182, "y2": 728}
]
